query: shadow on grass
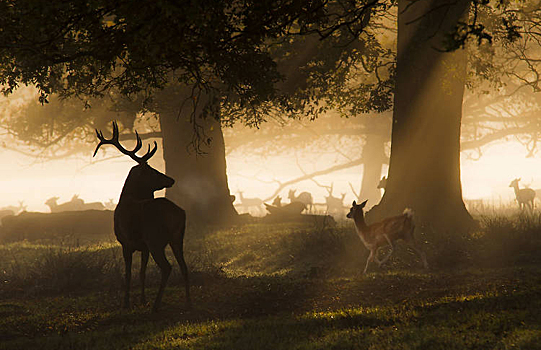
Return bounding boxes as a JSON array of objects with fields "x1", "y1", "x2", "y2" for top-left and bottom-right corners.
[{"x1": 2, "y1": 267, "x2": 541, "y2": 350}]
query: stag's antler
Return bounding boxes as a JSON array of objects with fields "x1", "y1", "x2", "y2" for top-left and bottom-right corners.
[{"x1": 93, "y1": 121, "x2": 157, "y2": 164}]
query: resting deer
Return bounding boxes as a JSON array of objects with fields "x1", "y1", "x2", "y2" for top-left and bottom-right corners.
[
  {"x1": 1, "y1": 201, "x2": 26, "y2": 214},
  {"x1": 346, "y1": 200, "x2": 428, "y2": 274},
  {"x1": 45, "y1": 195, "x2": 84, "y2": 212},
  {"x1": 104, "y1": 198, "x2": 117, "y2": 210},
  {"x1": 324, "y1": 183, "x2": 346, "y2": 215},
  {"x1": 288, "y1": 189, "x2": 313, "y2": 212},
  {"x1": 94, "y1": 121, "x2": 190, "y2": 312},
  {"x1": 509, "y1": 178, "x2": 536, "y2": 211},
  {"x1": 264, "y1": 201, "x2": 306, "y2": 216}
]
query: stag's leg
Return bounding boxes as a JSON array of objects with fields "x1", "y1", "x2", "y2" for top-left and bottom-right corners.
[
  {"x1": 140, "y1": 248, "x2": 149, "y2": 305},
  {"x1": 171, "y1": 242, "x2": 191, "y2": 306},
  {"x1": 149, "y1": 247, "x2": 172, "y2": 312},
  {"x1": 122, "y1": 246, "x2": 133, "y2": 309}
]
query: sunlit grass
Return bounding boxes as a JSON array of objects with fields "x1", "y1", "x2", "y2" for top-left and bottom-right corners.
[{"x1": 2, "y1": 278, "x2": 540, "y2": 349}]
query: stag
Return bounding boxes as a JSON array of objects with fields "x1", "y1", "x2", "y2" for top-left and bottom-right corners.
[
  {"x1": 347, "y1": 200, "x2": 428, "y2": 274},
  {"x1": 94, "y1": 121, "x2": 190, "y2": 312},
  {"x1": 509, "y1": 178, "x2": 536, "y2": 211}
]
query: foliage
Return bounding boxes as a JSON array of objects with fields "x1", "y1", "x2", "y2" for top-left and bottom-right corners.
[
  {"x1": 5, "y1": 0, "x2": 541, "y2": 159},
  {"x1": 0, "y1": 1, "x2": 390, "y2": 113},
  {"x1": 460, "y1": 0, "x2": 541, "y2": 93},
  {"x1": 0, "y1": 1, "x2": 399, "y2": 155}
]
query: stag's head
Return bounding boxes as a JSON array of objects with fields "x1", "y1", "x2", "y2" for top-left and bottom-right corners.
[
  {"x1": 346, "y1": 200, "x2": 368, "y2": 219},
  {"x1": 93, "y1": 121, "x2": 174, "y2": 199},
  {"x1": 123, "y1": 162, "x2": 174, "y2": 197}
]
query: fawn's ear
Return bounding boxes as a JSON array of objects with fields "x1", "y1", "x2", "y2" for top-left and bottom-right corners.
[
  {"x1": 352, "y1": 200, "x2": 357, "y2": 206},
  {"x1": 360, "y1": 200, "x2": 368, "y2": 208}
]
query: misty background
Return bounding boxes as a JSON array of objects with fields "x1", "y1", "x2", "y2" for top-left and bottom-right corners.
[{"x1": 1, "y1": 86, "x2": 538, "y2": 213}]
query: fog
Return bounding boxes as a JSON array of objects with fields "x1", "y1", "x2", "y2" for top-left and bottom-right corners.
[{"x1": 1, "y1": 128, "x2": 538, "y2": 213}]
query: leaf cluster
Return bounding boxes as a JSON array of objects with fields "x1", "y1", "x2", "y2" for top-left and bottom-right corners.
[{"x1": 0, "y1": 1, "x2": 390, "y2": 113}]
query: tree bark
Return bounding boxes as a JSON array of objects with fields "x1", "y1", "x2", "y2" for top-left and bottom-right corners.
[
  {"x1": 157, "y1": 93, "x2": 238, "y2": 226},
  {"x1": 359, "y1": 133, "x2": 387, "y2": 208},
  {"x1": 367, "y1": 0, "x2": 475, "y2": 232}
]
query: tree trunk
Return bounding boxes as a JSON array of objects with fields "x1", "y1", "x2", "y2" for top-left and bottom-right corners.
[
  {"x1": 359, "y1": 133, "x2": 387, "y2": 208},
  {"x1": 367, "y1": 0, "x2": 474, "y2": 232},
  {"x1": 157, "y1": 95, "x2": 238, "y2": 226}
]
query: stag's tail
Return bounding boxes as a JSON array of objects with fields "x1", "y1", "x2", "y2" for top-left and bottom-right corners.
[{"x1": 403, "y1": 208, "x2": 414, "y2": 219}]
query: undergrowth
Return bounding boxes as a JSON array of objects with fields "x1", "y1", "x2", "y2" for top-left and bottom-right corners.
[{"x1": 1, "y1": 212, "x2": 540, "y2": 298}]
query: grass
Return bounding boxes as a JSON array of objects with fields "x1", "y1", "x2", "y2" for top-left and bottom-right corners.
[{"x1": 1, "y1": 212, "x2": 541, "y2": 349}]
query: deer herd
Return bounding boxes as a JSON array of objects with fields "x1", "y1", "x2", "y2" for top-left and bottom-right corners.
[{"x1": 1, "y1": 120, "x2": 540, "y2": 312}]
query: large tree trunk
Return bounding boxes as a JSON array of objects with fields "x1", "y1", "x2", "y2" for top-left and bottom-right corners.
[
  {"x1": 157, "y1": 92, "x2": 238, "y2": 226},
  {"x1": 359, "y1": 133, "x2": 387, "y2": 208},
  {"x1": 367, "y1": 0, "x2": 474, "y2": 232}
]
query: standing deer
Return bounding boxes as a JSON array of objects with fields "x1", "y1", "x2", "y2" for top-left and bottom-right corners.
[
  {"x1": 94, "y1": 121, "x2": 190, "y2": 312},
  {"x1": 346, "y1": 200, "x2": 428, "y2": 274},
  {"x1": 509, "y1": 178, "x2": 536, "y2": 211},
  {"x1": 288, "y1": 189, "x2": 313, "y2": 212},
  {"x1": 236, "y1": 191, "x2": 264, "y2": 215}
]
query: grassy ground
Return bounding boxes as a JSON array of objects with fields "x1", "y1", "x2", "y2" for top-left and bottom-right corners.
[{"x1": 1, "y1": 212, "x2": 541, "y2": 349}]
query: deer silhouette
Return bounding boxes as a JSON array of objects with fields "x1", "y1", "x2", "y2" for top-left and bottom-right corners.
[
  {"x1": 509, "y1": 178, "x2": 536, "y2": 211},
  {"x1": 45, "y1": 195, "x2": 84, "y2": 212},
  {"x1": 324, "y1": 183, "x2": 346, "y2": 215},
  {"x1": 288, "y1": 189, "x2": 313, "y2": 212},
  {"x1": 1, "y1": 201, "x2": 26, "y2": 214},
  {"x1": 236, "y1": 191, "x2": 264, "y2": 215},
  {"x1": 94, "y1": 121, "x2": 190, "y2": 312}
]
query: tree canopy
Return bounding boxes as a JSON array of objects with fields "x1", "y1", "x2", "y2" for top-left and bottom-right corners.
[{"x1": 0, "y1": 0, "x2": 388, "y2": 116}]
